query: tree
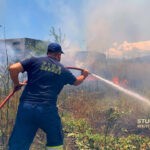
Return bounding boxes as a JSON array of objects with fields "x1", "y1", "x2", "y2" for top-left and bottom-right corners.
[{"x1": 49, "y1": 27, "x2": 65, "y2": 45}]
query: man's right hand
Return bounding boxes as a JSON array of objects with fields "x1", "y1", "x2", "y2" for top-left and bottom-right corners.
[
  {"x1": 74, "y1": 69, "x2": 89, "y2": 86},
  {"x1": 81, "y1": 69, "x2": 89, "y2": 79}
]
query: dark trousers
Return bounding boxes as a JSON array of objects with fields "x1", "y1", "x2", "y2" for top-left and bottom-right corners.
[{"x1": 8, "y1": 102, "x2": 63, "y2": 150}]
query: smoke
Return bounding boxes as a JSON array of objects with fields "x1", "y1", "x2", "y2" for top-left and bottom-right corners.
[
  {"x1": 108, "y1": 41, "x2": 150, "y2": 58},
  {"x1": 1, "y1": 0, "x2": 150, "y2": 59},
  {"x1": 85, "y1": 0, "x2": 150, "y2": 56},
  {"x1": 35, "y1": 0, "x2": 83, "y2": 47},
  {"x1": 35, "y1": 0, "x2": 150, "y2": 58},
  {"x1": 0, "y1": 41, "x2": 17, "y2": 64}
]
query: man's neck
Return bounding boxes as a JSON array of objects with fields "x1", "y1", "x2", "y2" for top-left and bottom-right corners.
[{"x1": 47, "y1": 54, "x2": 58, "y2": 61}]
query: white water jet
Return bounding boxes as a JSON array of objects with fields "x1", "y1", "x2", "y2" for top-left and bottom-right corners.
[{"x1": 91, "y1": 73, "x2": 150, "y2": 106}]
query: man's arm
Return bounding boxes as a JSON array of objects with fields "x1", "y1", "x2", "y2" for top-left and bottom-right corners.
[
  {"x1": 9, "y1": 62, "x2": 25, "y2": 88},
  {"x1": 73, "y1": 69, "x2": 89, "y2": 86}
]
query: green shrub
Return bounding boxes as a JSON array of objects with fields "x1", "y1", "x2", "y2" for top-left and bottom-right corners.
[{"x1": 63, "y1": 116, "x2": 150, "y2": 150}]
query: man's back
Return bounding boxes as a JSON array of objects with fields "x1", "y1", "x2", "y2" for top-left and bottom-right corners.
[{"x1": 20, "y1": 56, "x2": 76, "y2": 105}]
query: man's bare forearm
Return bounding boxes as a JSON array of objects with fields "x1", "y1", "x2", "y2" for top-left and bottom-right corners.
[
  {"x1": 9, "y1": 62, "x2": 24, "y2": 86},
  {"x1": 74, "y1": 69, "x2": 89, "y2": 86}
]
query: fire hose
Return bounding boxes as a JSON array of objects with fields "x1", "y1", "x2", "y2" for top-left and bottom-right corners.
[
  {"x1": 0, "y1": 90, "x2": 17, "y2": 109},
  {"x1": 0, "y1": 80, "x2": 27, "y2": 109},
  {"x1": 0, "y1": 67, "x2": 84, "y2": 109},
  {"x1": 1, "y1": 66, "x2": 150, "y2": 109},
  {"x1": 66, "y1": 66, "x2": 85, "y2": 72}
]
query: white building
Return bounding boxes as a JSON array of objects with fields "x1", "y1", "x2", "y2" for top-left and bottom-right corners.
[{"x1": 0, "y1": 38, "x2": 45, "y2": 63}]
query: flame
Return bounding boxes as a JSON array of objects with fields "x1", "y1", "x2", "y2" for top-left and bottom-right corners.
[
  {"x1": 112, "y1": 77, "x2": 119, "y2": 85},
  {"x1": 112, "y1": 76, "x2": 128, "y2": 87}
]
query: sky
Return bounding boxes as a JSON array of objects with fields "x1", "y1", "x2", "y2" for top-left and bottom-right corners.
[{"x1": 1, "y1": 0, "x2": 150, "y2": 58}]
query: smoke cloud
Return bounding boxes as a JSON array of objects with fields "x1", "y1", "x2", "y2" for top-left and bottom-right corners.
[
  {"x1": 1, "y1": 0, "x2": 150, "y2": 58},
  {"x1": 35, "y1": 0, "x2": 83, "y2": 46},
  {"x1": 35, "y1": 0, "x2": 150, "y2": 58},
  {"x1": 108, "y1": 41, "x2": 150, "y2": 58},
  {"x1": 85, "y1": 0, "x2": 150, "y2": 56},
  {"x1": 0, "y1": 41, "x2": 17, "y2": 64}
]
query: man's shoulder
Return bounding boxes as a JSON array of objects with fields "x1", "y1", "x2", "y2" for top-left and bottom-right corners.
[
  {"x1": 35, "y1": 56, "x2": 47, "y2": 59},
  {"x1": 30, "y1": 56, "x2": 48, "y2": 61}
]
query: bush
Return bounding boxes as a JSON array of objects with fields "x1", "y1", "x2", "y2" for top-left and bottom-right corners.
[{"x1": 62, "y1": 115, "x2": 150, "y2": 150}]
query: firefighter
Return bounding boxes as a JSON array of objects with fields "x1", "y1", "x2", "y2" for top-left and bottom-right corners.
[{"x1": 8, "y1": 42, "x2": 89, "y2": 150}]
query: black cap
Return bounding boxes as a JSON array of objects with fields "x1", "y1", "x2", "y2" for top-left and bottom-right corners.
[{"x1": 47, "y1": 43, "x2": 64, "y2": 54}]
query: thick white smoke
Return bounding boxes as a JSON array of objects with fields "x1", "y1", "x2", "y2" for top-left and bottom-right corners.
[
  {"x1": 36, "y1": 0, "x2": 150, "y2": 58},
  {"x1": 108, "y1": 41, "x2": 150, "y2": 58},
  {"x1": 1, "y1": 0, "x2": 150, "y2": 59},
  {"x1": 0, "y1": 41, "x2": 17, "y2": 64},
  {"x1": 85, "y1": 0, "x2": 150, "y2": 57}
]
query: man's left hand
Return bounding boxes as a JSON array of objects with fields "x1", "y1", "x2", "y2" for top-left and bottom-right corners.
[{"x1": 14, "y1": 82, "x2": 27, "y2": 91}]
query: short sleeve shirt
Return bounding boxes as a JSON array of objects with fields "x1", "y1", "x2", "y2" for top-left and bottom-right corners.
[{"x1": 20, "y1": 56, "x2": 76, "y2": 105}]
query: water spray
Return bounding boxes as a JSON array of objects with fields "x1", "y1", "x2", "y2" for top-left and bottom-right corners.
[{"x1": 67, "y1": 67, "x2": 150, "y2": 106}]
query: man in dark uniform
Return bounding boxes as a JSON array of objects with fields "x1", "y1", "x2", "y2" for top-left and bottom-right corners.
[{"x1": 8, "y1": 43, "x2": 89, "y2": 150}]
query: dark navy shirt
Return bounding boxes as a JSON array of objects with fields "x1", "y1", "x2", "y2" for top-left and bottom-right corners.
[{"x1": 20, "y1": 56, "x2": 76, "y2": 105}]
